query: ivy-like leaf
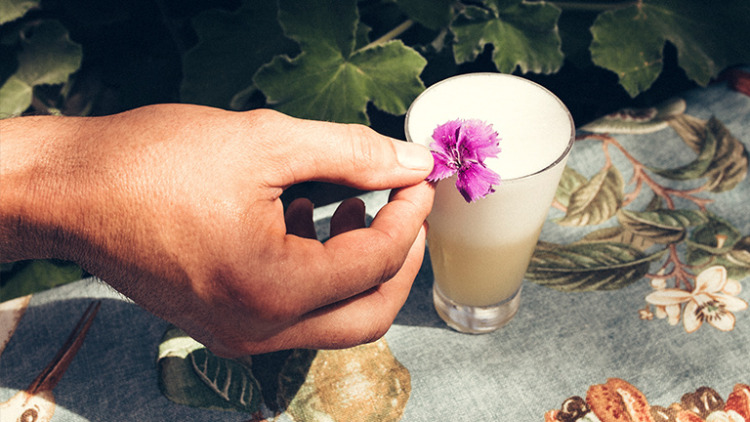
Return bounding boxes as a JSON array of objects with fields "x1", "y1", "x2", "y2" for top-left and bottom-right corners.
[
  {"x1": 254, "y1": 0, "x2": 427, "y2": 124},
  {"x1": 668, "y1": 115, "x2": 749, "y2": 192},
  {"x1": 0, "y1": 259, "x2": 83, "y2": 301},
  {"x1": 0, "y1": 76, "x2": 31, "y2": 117},
  {"x1": 395, "y1": 0, "x2": 454, "y2": 30},
  {"x1": 0, "y1": 19, "x2": 81, "y2": 117},
  {"x1": 157, "y1": 327, "x2": 262, "y2": 413},
  {"x1": 590, "y1": 1, "x2": 750, "y2": 97},
  {"x1": 527, "y1": 241, "x2": 665, "y2": 292},
  {"x1": 558, "y1": 166, "x2": 624, "y2": 226},
  {"x1": 617, "y1": 208, "x2": 707, "y2": 245},
  {"x1": 180, "y1": 1, "x2": 297, "y2": 109},
  {"x1": 13, "y1": 20, "x2": 81, "y2": 86},
  {"x1": 450, "y1": 0, "x2": 563, "y2": 74},
  {"x1": 0, "y1": 0, "x2": 39, "y2": 25}
]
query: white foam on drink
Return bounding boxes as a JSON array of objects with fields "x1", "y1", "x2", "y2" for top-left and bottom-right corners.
[{"x1": 405, "y1": 73, "x2": 574, "y2": 180}]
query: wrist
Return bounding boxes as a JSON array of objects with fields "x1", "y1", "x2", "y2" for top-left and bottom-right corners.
[{"x1": 0, "y1": 115, "x2": 90, "y2": 262}]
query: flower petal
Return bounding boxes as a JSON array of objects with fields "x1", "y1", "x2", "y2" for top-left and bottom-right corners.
[
  {"x1": 428, "y1": 118, "x2": 502, "y2": 202},
  {"x1": 650, "y1": 277, "x2": 667, "y2": 290},
  {"x1": 431, "y1": 119, "x2": 462, "y2": 153},
  {"x1": 666, "y1": 304, "x2": 681, "y2": 325},
  {"x1": 645, "y1": 289, "x2": 692, "y2": 306},
  {"x1": 655, "y1": 306, "x2": 667, "y2": 319},
  {"x1": 427, "y1": 150, "x2": 457, "y2": 181},
  {"x1": 707, "y1": 311, "x2": 736, "y2": 332},
  {"x1": 683, "y1": 301, "x2": 702, "y2": 333},
  {"x1": 713, "y1": 293, "x2": 749, "y2": 312},
  {"x1": 695, "y1": 266, "x2": 728, "y2": 293},
  {"x1": 455, "y1": 162, "x2": 501, "y2": 202},
  {"x1": 459, "y1": 119, "x2": 501, "y2": 161},
  {"x1": 722, "y1": 279, "x2": 742, "y2": 296}
]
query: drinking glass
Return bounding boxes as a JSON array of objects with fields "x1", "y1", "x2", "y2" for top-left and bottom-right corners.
[{"x1": 405, "y1": 73, "x2": 575, "y2": 333}]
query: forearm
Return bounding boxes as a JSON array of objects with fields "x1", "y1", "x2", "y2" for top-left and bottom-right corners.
[{"x1": 0, "y1": 115, "x2": 89, "y2": 262}]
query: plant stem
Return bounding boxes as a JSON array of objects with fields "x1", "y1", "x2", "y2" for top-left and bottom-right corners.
[
  {"x1": 363, "y1": 20, "x2": 414, "y2": 50},
  {"x1": 545, "y1": 1, "x2": 638, "y2": 12}
]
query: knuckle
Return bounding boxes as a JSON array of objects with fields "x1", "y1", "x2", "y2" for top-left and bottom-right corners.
[{"x1": 344, "y1": 124, "x2": 383, "y2": 167}]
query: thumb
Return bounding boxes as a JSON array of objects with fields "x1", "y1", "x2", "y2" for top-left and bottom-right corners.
[{"x1": 263, "y1": 110, "x2": 434, "y2": 190}]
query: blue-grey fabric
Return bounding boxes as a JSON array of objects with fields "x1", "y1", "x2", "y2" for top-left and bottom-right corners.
[{"x1": 1, "y1": 76, "x2": 749, "y2": 421}]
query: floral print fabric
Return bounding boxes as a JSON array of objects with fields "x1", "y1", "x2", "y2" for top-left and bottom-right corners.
[{"x1": 0, "y1": 75, "x2": 749, "y2": 421}]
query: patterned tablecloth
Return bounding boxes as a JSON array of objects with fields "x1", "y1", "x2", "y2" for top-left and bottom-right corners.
[{"x1": 2, "y1": 72, "x2": 750, "y2": 421}]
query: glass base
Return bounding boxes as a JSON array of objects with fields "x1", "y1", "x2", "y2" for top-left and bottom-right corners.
[{"x1": 433, "y1": 283, "x2": 522, "y2": 334}]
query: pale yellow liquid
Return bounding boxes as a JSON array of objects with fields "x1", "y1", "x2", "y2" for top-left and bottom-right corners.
[
  {"x1": 428, "y1": 226, "x2": 542, "y2": 307},
  {"x1": 405, "y1": 73, "x2": 573, "y2": 322}
]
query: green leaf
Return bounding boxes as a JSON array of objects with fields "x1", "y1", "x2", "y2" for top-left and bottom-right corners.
[
  {"x1": 668, "y1": 115, "x2": 749, "y2": 192},
  {"x1": 580, "y1": 226, "x2": 655, "y2": 252},
  {"x1": 450, "y1": 0, "x2": 563, "y2": 74},
  {"x1": 0, "y1": 19, "x2": 82, "y2": 117},
  {"x1": 687, "y1": 236, "x2": 750, "y2": 281},
  {"x1": 554, "y1": 165, "x2": 587, "y2": 208},
  {"x1": 527, "y1": 241, "x2": 665, "y2": 292},
  {"x1": 14, "y1": 20, "x2": 82, "y2": 86},
  {"x1": 702, "y1": 117, "x2": 749, "y2": 192},
  {"x1": 590, "y1": 1, "x2": 750, "y2": 97},
  {"x1": 254, "y1": 0, "x2": 426, "y2": 124},
  {"x1": 157, "y1": 327, "x2": 262, "y2": 413},
  {"x1": 395, "y1": 0, "x2": 454, "y2": 30},
  {"x1": 687, "y1": 213, "x2": 741, "y2": 255},
  {"x1": 0, "y1": 259, "x2": 83, "y2": 301},
  {"x1": 648, "y1": 119, "x2": 717, "y2": 181},
  {"x1": 0, "y1": 0, "x2": 39, "y2": 25},
  {"x1": 617, "y1": 208, "x2": 707, "y2": 245},
  {"x1": 558, "y1": 166, "x2": 624, "y2": 226},
  {"x1": 0, "y1": 75, "x2": 32, "y2": 117},
  {"x1": 180, "y1": 1, "x2": 297, "y2": 109}
]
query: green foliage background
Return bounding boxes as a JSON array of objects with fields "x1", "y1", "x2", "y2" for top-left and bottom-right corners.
[{"x1": 1, "y1": 0, "x2": 749, "y2": 299}]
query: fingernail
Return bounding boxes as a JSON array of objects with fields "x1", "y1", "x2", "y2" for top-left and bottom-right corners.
[{"x1": 395, "y1": 141, "x2": 434, "y2": 171}]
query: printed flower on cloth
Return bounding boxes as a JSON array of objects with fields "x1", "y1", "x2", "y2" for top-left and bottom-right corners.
[
  {"x1": 427, "y1": 118, "x2": 501, "y2": 202},
  {"x1": 645, "y1": 266, "x2": 748, "y2": 333}
]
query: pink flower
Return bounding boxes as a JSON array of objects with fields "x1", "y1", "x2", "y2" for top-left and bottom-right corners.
[{"x1": 427, "y1": 119, "x2": 501, "y2": 203}]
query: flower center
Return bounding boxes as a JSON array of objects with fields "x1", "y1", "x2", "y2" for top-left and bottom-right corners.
[{"x1": 694, "y1": 299, "x2": 726, "y2": 322}]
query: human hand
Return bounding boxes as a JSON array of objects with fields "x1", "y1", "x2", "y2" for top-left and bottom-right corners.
[{"x1": 0, "y1": 105, "x2": 434, "y2": 357}]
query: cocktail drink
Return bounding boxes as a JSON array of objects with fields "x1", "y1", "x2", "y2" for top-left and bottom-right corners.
[{"x1": 405, "y1": 73, "x2": 574, "y2": 333}]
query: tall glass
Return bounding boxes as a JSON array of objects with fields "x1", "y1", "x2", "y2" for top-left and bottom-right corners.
[{"x1": 405, "y1": 73, "x2": 574, "y2": 333}]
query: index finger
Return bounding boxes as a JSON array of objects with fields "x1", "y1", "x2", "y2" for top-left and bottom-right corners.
[{"x1": 250, "y1": 109, "x2": 433, "y2": 191}]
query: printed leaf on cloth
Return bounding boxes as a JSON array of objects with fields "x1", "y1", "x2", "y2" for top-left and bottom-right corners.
[
  {"x1": 529, "y1": 101, "x2": 750, "y2": 333},
  {"x1": 158, "y1": 327, "x2": 410, "y2": 421}
]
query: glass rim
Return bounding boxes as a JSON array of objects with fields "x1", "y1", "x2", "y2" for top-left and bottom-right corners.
[{"x1": 404, "y1": 72, "x2": 576, "y2": 183}]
